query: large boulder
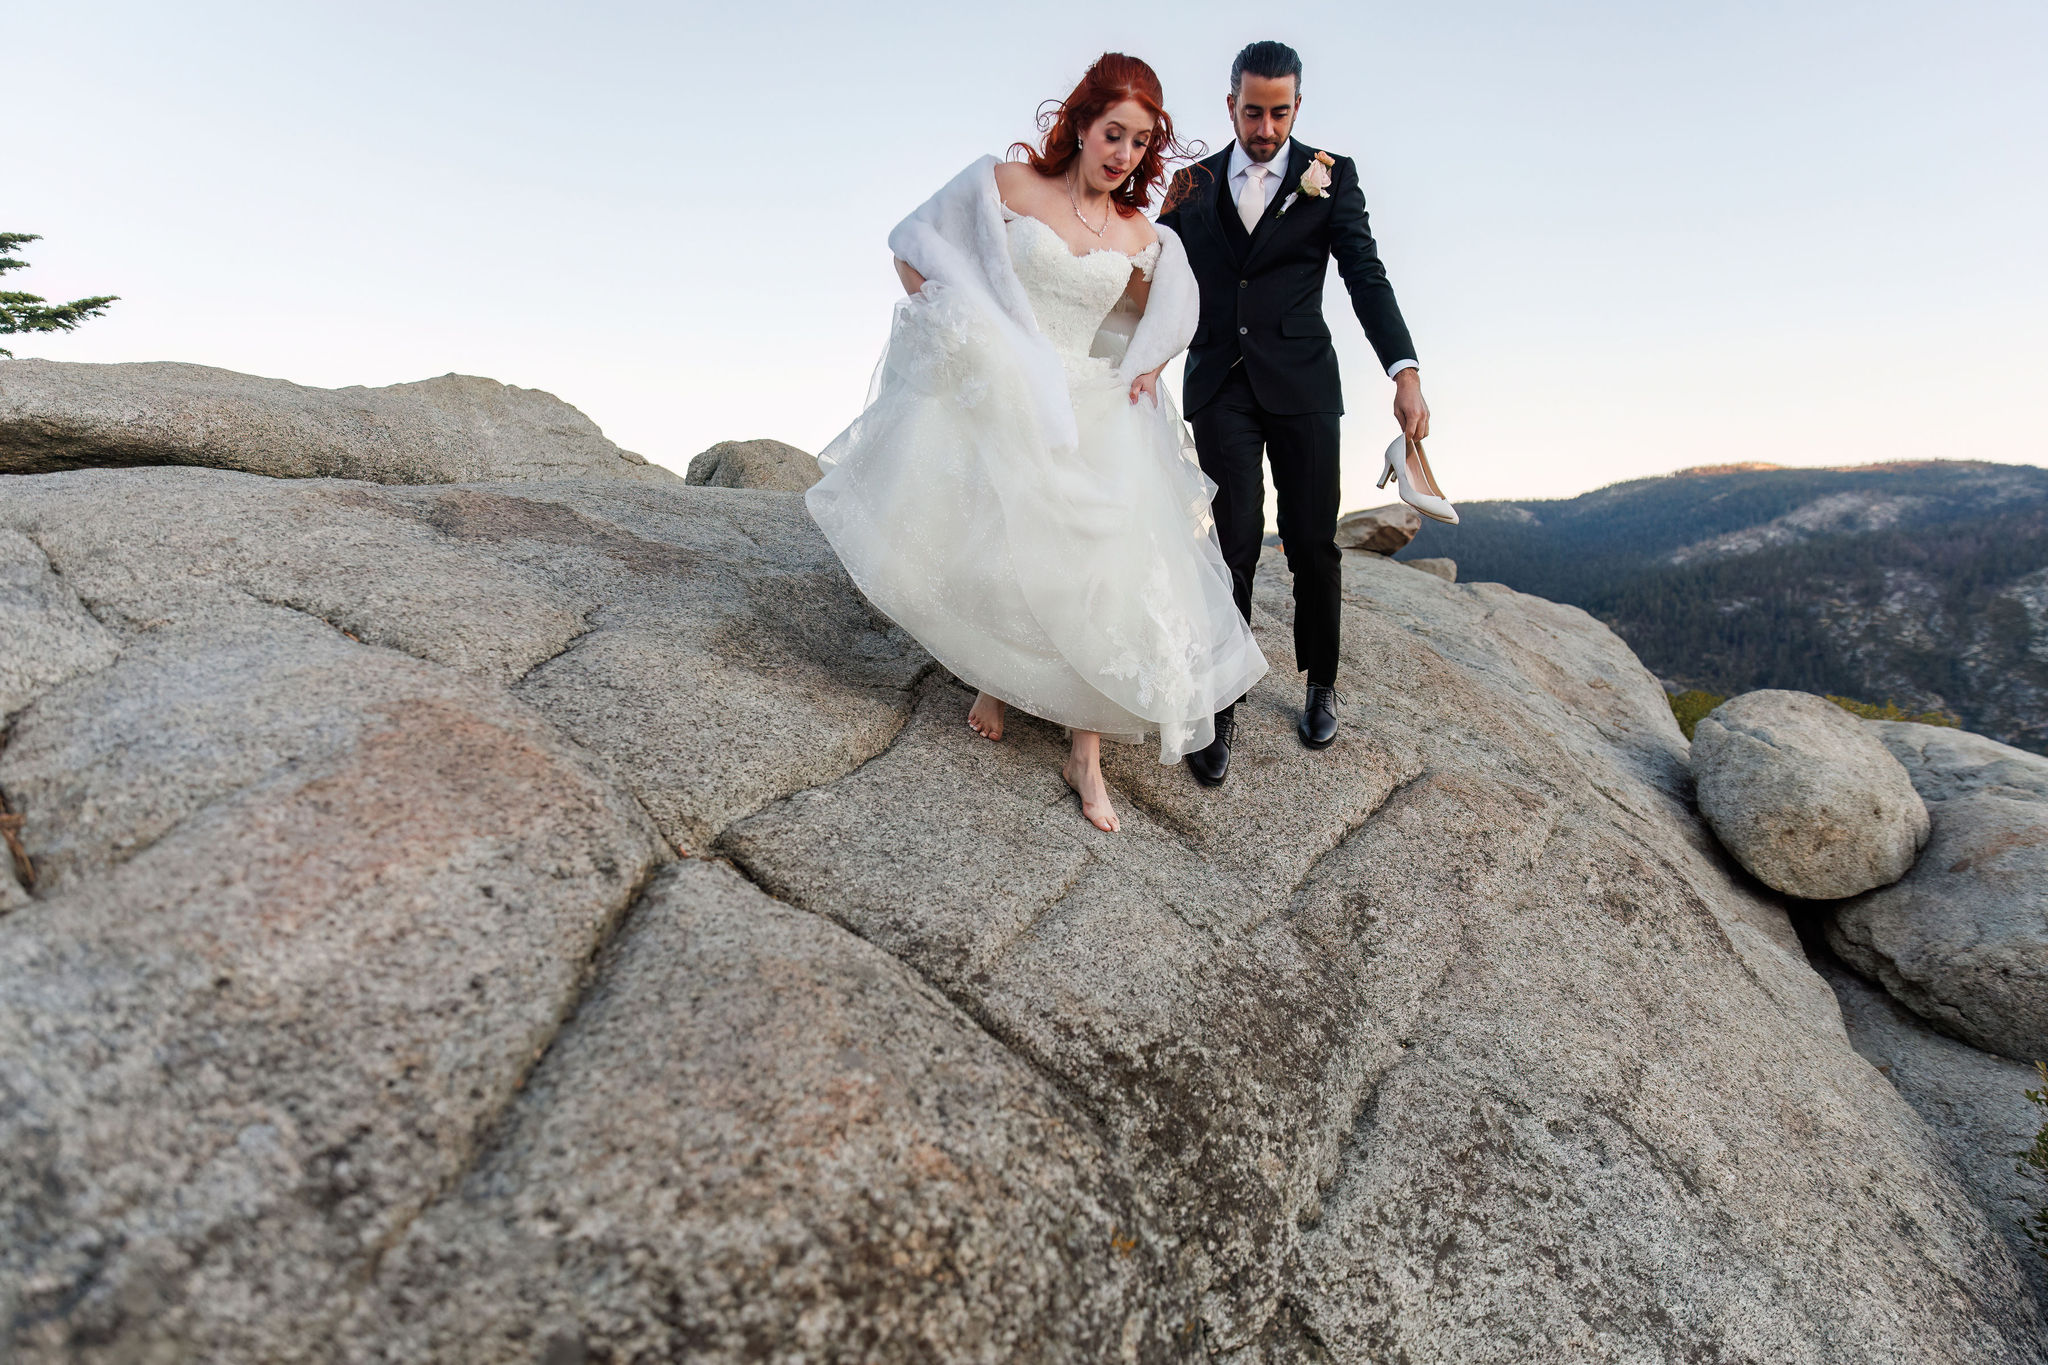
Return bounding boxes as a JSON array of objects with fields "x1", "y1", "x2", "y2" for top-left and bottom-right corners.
[
  {"x1": 1827, "y1": 722, "x2": 2048, "y2": 1062},
  {"x1": 0, "y1": 465, "x2": 2039, "y2": 1362},
  {"x1": 1691, "y1": 689, "x2": 1930, "y2": 898},
  {"x1": 0, "y1": 359, "x2": 680, "y2": 485},
  {"x1": 686, "y1": 437, "x2": 821, "y2": 492},
  {"x1": 1335, "y1": 501, "x2": 1420, "y2": 554}
]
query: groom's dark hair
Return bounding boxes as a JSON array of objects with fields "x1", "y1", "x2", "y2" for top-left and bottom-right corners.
[{"x1": 1231, "y1": 40, "x2": 1303, "y2": 97}]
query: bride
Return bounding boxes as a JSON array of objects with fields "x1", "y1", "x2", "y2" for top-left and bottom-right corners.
[{"x1": 806, "y1": 53, "x2": 1267, "y2": 833}]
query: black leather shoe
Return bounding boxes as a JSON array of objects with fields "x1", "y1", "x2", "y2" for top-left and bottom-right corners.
[
  {"x1": 1299, "y1": 683, "x2": 1339, "y2": 749},
  {"x1": 1186, "y1": 709, "x2": 1236, "y2": 787}
]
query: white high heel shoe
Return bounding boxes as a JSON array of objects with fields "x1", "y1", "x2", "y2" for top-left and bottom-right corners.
[{"x1": 1378, "y1": 435, "x2": 1459, "y2": 524}]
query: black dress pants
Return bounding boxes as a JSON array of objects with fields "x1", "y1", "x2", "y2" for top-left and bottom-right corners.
[{"x1": 1189, "y1": 363, "x2": 1344, "y2": 693}]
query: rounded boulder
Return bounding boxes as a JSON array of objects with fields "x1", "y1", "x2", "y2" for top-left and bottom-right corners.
[
  {"x1": 1334, "y1": 503, "x2": 1420, "y2": 555},
  {"x1": 685, "y1": 438, "x2": 821, "y2": 492},
  {"x1": 1691, "y1": 689, "x2": 1930, "y2": 899}
]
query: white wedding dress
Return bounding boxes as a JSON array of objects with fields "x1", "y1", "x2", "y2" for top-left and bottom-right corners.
[{"x1": 807, "y1": 159, "x2": 1267, "y2": 762}]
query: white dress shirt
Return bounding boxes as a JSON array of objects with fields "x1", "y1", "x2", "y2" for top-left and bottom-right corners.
[{"x1": 1228, "y1": 138, "x2": 1418, "y2": 380}]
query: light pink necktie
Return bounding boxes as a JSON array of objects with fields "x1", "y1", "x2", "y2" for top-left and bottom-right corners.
[{"x1": 1237, "y1": 164, "x2": 1269, "y2": 233}]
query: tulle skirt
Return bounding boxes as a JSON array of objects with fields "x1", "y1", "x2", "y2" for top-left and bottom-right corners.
[{"x1": 806, "y1": 283, "x2": 1268, "y2": 763}]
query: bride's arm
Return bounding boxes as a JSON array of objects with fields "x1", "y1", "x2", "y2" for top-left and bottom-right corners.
[
  {"x1": 893, "y1": 258, "x2": 927, "y2": 295},
  {"x1": 1117, "y1": 224, "x2": 1199, "y2": 405},
  {"x1": 1122, "y1": 258, "x2": 1163, "y2": 406}
]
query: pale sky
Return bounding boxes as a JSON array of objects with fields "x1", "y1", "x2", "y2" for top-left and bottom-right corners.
[{"x1": 13, "y1": 1, "x2": 2045, "y2": 506}]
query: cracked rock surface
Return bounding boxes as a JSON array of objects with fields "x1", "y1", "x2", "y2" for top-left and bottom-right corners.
[
  {"x1": 341, "y1": 858, "x2": 1180, "y2": 1363},
  {"x1": 1, "y1": 464, "x2": 2041, "y2": 1362},
  {"x1": 0, "y1": 526, "x2": 119, "y2": 716}
]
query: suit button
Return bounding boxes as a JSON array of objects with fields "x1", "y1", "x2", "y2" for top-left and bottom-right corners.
[
  {"x1": 1238, "y1": 326, "x2": 1248, "y2": 335},
  {"x1": 1238, "y1": 279, "x2": 1248, "y2": 288}
]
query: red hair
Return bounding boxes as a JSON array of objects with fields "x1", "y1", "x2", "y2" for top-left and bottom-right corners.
[{"x1": 1008, "y1": 53, "x2": 1201, "y2": 216}]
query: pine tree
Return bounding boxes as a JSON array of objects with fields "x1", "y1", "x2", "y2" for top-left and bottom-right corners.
[{"x1": 0, "y1": 233, "x2": 117, "y2": 358}]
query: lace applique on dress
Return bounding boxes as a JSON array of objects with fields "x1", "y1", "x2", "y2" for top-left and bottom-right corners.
[
  {"x1": 1003, "y1": 214, "x2": 1164, "y2": 362},
  {"x1": 1000, "y1": 204, "x2": 1162, "y2": 278}
]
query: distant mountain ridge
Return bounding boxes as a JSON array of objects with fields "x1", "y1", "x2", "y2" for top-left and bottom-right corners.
[{"x1": 1403, "y1": 459, "x2": 2048, "y2": 752}]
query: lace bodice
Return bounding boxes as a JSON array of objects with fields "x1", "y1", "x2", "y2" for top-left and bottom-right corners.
[{"x1": 1003, "y1": 211, "x2": 1160, "y2": 360}]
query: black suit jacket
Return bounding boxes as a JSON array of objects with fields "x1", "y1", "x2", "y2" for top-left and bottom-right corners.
[{"x1": 1158, "y1": 140, "x2": 1416, "y2": 418}]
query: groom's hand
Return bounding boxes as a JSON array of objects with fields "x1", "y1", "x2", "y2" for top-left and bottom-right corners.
[{"x1": 1394, "y1": 369, "x2": 1430, "y2": 441}]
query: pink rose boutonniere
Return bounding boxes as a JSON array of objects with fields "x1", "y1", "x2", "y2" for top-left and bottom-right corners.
[
  {"x1": 1277, "y1": 150, "x2": 1335, "y2": 221},
  {"x1": 1299, "y1": 150, "x2": 1335, "y2": 198}
]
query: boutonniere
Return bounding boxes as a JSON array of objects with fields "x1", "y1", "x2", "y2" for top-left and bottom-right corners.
[
  {"x1": 1298, "y1": 150, "x2": 1335, "y2": 199},
  {"x1": 1276, "y1": 151, "x2": 1334, "y2": 221}
]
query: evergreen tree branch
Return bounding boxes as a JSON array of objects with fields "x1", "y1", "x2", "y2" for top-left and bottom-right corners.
[
  {"x1": 0, "y1": 292, "x2": 121, "y2": 335},
  {"x1": 0, "y1": 234, "x2": 117, "y2": 357},
  {"x1": 0, "y1": 233, "x2": 40, "y2": 277}
]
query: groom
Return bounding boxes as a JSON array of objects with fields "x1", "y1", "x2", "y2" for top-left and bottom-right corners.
[{"x1": 1159, "y1": 39, "x2": 1429, "y2": 785}]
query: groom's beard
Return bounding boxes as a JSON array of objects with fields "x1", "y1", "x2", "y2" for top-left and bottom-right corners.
[{"x1": 1240, "y1": 138, "x2": 1283, "y2": 163}]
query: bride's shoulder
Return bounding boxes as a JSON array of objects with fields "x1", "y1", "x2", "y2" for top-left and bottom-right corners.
[
  {"x1": 991, "y1": 160, "x2": 1042, "y2": 197},
  {"x1": 1118, "y1": 214, "x2": 1160, "y2": 253}
]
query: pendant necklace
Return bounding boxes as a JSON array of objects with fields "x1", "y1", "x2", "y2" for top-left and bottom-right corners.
[{"x1": 1067, "y1": 169, "x2": 1109, "y2": 238}]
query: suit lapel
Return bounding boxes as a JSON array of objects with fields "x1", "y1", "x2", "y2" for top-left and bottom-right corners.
[{"x1": 1243, "y1": 141, "x2": 1311, "y2": 267}]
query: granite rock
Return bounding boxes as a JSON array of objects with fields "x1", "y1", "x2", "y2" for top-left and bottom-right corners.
[
  {"x1": 0, "y1": 359, "x2": 679, "y2": 485},
  {"x1": 685, "y1": 437, "x2": 822, "y2": 492},
  {"x1": 1827, "y1": 722, "x2": 2048, "y2": 1063},
  {"x1": 0, "y1": 600, "x2": 669, "y2": 1361},
  {"x1": 1335, "y1": 502, "x2": 1420, "y2": 554},
  {"x1": 342, "y1": 859, "x2": 1185, "y2": 1363},
  {"x1": 0, "y1": 527, "x2": 119, "y2": 718},
  {"x1": 1815, "y1": 948, "x2": 2048, "y2": 1309},
  {"x1": 0, "y1": 465, "x2": 2039, "y2": 1362},
  {"x1": 1692, "y1": 689, "x2": 1931, "y2": 899}
]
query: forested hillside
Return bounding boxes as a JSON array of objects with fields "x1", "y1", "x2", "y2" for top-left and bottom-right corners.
[{"x1": 1402, "y1": 461, "x2": 2048, "y2": 752}]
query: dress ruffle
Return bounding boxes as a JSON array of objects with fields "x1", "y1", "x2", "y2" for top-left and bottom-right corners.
[{"x1": 807, "y1": 277, "x2": 1267, "y2": 763}]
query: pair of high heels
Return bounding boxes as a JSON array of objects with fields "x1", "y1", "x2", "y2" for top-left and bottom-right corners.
[{"x1": 1378, "y1": 435, "x2": 1459, "y2": 525}]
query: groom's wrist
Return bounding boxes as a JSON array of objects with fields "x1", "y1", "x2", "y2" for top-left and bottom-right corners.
[{"x1": 1390, "y1": 361, "x2": 1419, "y2": 382}]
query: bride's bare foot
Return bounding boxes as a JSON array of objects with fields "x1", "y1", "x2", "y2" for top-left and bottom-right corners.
[
  {"x1": 1061, "y1": 736, "x2": 1120, "y2": 832},
  {"x1": 968, "y1": 692, "x2": 1007, "y2": 741}
]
